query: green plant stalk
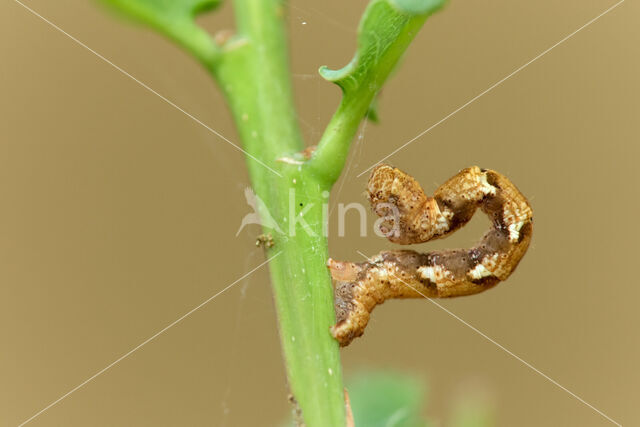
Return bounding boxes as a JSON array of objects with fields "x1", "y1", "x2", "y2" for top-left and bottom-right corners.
[
  {"x1": 210, "y1": 1, "x2": 346, "y2": 425},
  {"x1": 308, "y1": 89, "x2": 378, "y2": 185},
  {"x1": 210, "y1": 3, "x2": 438, "y2": 424},
  {"x1": 309, "y1": 14, "x2": 429, "y2": 184}
]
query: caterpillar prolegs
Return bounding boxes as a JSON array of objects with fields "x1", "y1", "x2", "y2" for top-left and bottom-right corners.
[{"x1": 329, "y1": 165, "x2": 533, "y2": 346}]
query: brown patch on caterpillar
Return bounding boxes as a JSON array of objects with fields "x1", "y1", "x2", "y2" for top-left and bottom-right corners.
[
  {"x1": 330, "y1": 164, "x2": 533, "y2": 346},
  {"x1": 327, "y1": 259, "x2": 361, "y2": 282}
]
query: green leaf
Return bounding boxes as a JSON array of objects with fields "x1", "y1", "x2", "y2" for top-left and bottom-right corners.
[
  {"x1": 309, "y1": 0, "x2": 446, "y2": 183},
  {"x1": 319, "y1": 0, "x2": 445, "y2": 95},
  {"x1": 98, "y1": 0, "x2": 222, "y2": 64},
  {"x1": 348, "y1": 371, "x2": 428, "y2": 427}
]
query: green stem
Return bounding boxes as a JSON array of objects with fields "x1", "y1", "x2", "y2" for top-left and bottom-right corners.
[
  {"x1": 308, "y1": 0, "x2": 436, "y2": 185},
  {"x1": 209, "y1": 1, "x2": 346, "y2": 425},
  {"x1": 163, "y1": 19, "x2": 221, "y2": 65},
  {"x1": 307, "y1": 88, "x2": 377, "y2": 185}
]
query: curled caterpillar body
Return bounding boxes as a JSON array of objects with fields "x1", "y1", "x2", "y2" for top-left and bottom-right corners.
[{"x1": 330, "y1": 165, "x2": 533, "y2": 346}]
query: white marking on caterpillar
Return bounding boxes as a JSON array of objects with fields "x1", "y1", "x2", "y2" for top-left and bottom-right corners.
[
  {"x1": 418, "y1": 265, "x2": 452, "y2": 283},
  {"x1": 478, "y1": 173, "x2": 497, "y2": 196},
  {"x1": 507, "y1": 222, "x2": 521, "y2": 242},
  {"x1": 433, "y1": 209, "x2": 453, "y2": 235},
  {"x1": 468, "y1": 263, "x2": 493, "y2": 280},
  {"x1": 329, "y1": 164, "x2": 533, "y2": 346},
  {"x1": 481, "y1": 253, "x2": 501, "y2": 272}
]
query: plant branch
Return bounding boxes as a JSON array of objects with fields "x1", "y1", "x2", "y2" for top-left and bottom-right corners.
[
  {"x1": 100, "y1": 1, "x2": 346, "y2": 425},
  {"x1": 211, "y1": 2, "x2": 347, "y2": 425},
  {"x1": 308, "y1": 0, "x2": 446, "y2": 185},
  {"x1": 99, "y1": 0, "x2": 223, "y2": 65}
]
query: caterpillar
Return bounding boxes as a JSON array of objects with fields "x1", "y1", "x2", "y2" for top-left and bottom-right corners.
[{"x1": 329, "y1": 164, "x2": 533, "y2": 346}]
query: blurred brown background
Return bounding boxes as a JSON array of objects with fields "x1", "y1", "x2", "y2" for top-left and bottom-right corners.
[{"x1": 1, "y1": 0, "x2": 638, "y2": 426}]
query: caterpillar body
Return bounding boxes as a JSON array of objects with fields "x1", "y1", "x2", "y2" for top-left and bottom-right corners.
[{"x1": 329, "y1": 164, "x2": 533, "y2": 346}]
